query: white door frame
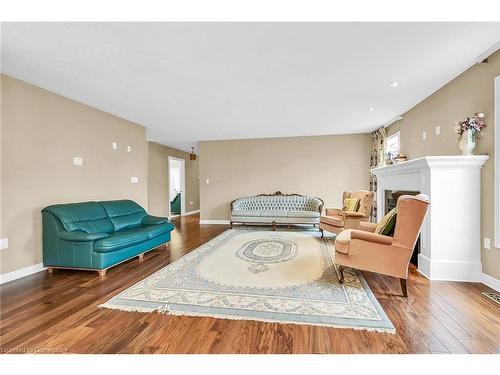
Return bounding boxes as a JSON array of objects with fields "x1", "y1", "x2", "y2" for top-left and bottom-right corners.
[
  {"x1": 494, "y1": 75, "x2": 500, "y2": 248},
  {"x1": 168, "y1": 156, "x2": 186, "y2": 218}
]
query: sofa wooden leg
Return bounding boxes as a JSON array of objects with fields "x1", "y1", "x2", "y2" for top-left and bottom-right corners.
[
  {"x1": 338, "y1": 265, "x2": 346, "y2": 284},
  {"x1": 98, "y1": 269, "x2": 107, "y2": 278},
  {"x1": 400, "y1": 278, "x2": 408, "y2": 297},
  {"x1": 272, "y1": 221, "x2": 276, "y2": 231},
  {"x1": 164, "y1": 242, "x2": 169, "y2": 250},
  {"x1": 230, "y1": 221, "x2": 233, "y2": 229},
  {"x1": 320, "y1": 229, "x2": 324, "y2": 238},
  {"x1": 47, "y1": 267, "x2": 54, "y2": 274},
  {"x1": 138, "y1": 253, "x2": 144, "y2": 262}
]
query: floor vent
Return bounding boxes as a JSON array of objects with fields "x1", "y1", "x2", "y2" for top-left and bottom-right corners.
[{"x1": 482, "y1": 292, "x2": 500, "y2": 304}]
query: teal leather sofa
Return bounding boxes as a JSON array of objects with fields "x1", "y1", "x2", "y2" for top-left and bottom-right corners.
[{"x1": 42, "y1": 200, "x2": 174, "y2": 277}]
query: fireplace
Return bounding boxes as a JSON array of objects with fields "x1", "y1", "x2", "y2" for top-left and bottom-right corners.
[{"x1": 384, "y1": 190, "x2": 420, "y2": 267}]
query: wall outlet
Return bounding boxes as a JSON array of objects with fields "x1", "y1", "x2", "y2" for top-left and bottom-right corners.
[
  {"x1": 0, "y1": 238, "x2": 8, "y2": 250},
  {"x1": 422, "y1": 131, "x2": 427, "y2": 140},
  {"x1": 127, "y1": 146, "x2": 132, "y2": 152},
  {"x1": 435, "y1": 126, "x2": 441, "y2": 135},
  {"x1": 73, "y1": 156, "x2": 83, "y2": 166},
  {"x1": 205, "y1": 178, "x2": 210, "y2": 184},
  {"x1": 484, "y1": 237, "x2": 491, "y2": 249},
  {"x1": 189, "y1": 201, "x2": 194, "y2": 205},
  {"x1": 112, "y1": 142, "x2": 117, "y2": 150},
  {"x1": 130, "y1": 176, "x2": 139, "y2": 184}
]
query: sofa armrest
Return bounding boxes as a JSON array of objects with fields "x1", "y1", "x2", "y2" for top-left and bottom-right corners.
[
  {"x1": 358, "y1": 221, "x2": 378, "y2": 233},
  {"x1": 57, "y1": 231, "x2": 109, "y2": 242},
  {"x1": 142, "y1": 215, "x2": 169, "y2": 225},
  {"x1": 325, "y1": 208, "x2": 341, "y2": 216},
  {"x1": 350, "y1": 229, "x2": 393, "y2": 245}
]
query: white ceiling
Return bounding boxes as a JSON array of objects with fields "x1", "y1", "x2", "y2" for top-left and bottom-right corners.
[{"x1": 2, "y1": 22, "x2": 499, "y2": 152}]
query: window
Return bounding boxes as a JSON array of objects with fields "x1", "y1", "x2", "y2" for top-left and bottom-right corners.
[{"x1": 386, "y1": 131, "x2": 400, "y2": 157}]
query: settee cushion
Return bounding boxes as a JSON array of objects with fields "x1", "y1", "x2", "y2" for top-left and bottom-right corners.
[
  {"x1": 42, "y1": 202, "x2": 114, "y2": 233},
  {"x1": 231, "y1": 210, "x2": 261, "y2": 217},
  {"x1": 260, "y1": 210, "x2": 288, "y2": 217},
  {"x1": 287, "y1": 211, "x2": 320, "y2": 218},
  {"x1": 99, "y1": 200, "x2": 147, "y2": 231}
]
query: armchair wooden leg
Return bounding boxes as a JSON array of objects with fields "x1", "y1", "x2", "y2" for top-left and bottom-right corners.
[
  {"x1": 400, "y1": 278, "x2": 408, "y2": 297},
  {"x1": 338, "y1": 265, "x2": 346, "y2": 284}
]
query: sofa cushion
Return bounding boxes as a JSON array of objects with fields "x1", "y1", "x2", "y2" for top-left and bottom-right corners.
[
  {"x1": 260, "y1": 210, "x2": 288, "y2": 217},
  {"x1": 287, "y1": 210, "x2": 320, "y2": 218},
  {"x1": 134, "y1": 223, "x2": 175, "y2": 239},
  {"x1": 42, "y1": 202, "x2": 114, "y2": 233},
  {"x1": 231, "y1": 210, "x2": 261, "y2": 217},
  {"x1": 94, "y1": 229, "x2": 149, "y2": 253},
  {"x1": 99, "y1": 200, "x2": 148, "y2": 231}
]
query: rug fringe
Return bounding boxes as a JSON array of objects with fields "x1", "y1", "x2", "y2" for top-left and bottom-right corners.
[{"x1": 100, "y1": 303, "x2": 395, "y2": 334}]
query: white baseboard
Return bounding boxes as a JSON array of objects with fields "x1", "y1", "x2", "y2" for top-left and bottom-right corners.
[
  {"x1": 182, "y1": 209, "x2": 200, "y2": 216},
  {"x1": 417, "y1": 254, "x2": 482, "y2": 282},
  {"x1": 481, "y1": 273, "x2": 500, "y2": 292},
  {"x1": 199, "y1": 219, "x2": 231, "y2": 225},
  {"x1": 0, "y1": 262, "x2": 46, "y2": 285}
]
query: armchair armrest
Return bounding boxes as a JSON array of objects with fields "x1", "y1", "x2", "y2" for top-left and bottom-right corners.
[
  {"x1": 342, "y1": 211, "x2": 365, "y2": 218},
  {"x1": 358, "y1": 221, "x2": 378, "y2": 233},
  {"x1": 350, "y1": 229, "x2": 393, "y2": 245},
  {"x1": 142, "y1": 215, "x2": 169, "y2": 225},
  {"x1": 324, "y1": 208, "x2": 341, "y2": 216},
  {"x1": 57, "y1": 231, "x2": 109, "y2": 242}
]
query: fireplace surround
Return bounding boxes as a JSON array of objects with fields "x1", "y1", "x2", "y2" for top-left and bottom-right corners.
[{"x1": 371, "y1": 155, "x2": 489, "y2": 281}]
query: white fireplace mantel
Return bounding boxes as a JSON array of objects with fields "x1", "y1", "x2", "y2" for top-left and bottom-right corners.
[{"x1": 371, "y1": 155, "x2": 489, "y2": 282}]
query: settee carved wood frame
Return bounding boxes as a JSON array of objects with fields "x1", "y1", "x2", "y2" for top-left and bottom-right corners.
[{"x1": 230, "y1": 191, "x2": 324, "y2": 231}]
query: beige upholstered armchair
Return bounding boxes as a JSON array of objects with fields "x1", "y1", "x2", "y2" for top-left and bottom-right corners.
[
  {"x1": 319, "y1": 190, "x2": 374, "y2": 237},
  {"x1": 334, "y1": 194, "x2": 430, "y2": 297}
]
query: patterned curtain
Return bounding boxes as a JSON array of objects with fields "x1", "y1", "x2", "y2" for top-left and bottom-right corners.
[{"x1": 369, "y1": 127, "x2": 387, "y2": 221}]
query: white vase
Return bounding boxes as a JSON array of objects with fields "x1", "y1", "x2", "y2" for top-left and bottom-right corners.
[{"x1": 459, "y1": 129, "x2": 476, "y2": 156}]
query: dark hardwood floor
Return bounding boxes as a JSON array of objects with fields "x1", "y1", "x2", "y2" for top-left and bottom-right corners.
[{"x1": 1, "y1": 214, "x2": 499, "y2": 354}]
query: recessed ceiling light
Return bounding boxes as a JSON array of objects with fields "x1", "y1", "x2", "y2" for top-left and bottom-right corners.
[
  {"x1": 369, "y1": 106, "x2": 375, "y2": 111},
  {"x1": 389, "y1": 81, "x2": 400, "y2": 88}
]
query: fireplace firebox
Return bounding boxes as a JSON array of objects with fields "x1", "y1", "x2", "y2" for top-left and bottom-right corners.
[{"x1": 384, "y1": 190, "x2": 420, "y2": 267}]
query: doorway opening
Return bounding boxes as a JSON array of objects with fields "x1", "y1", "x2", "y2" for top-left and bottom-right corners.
[{"x1": 168, "y1": 156, "x2": 185, "y2": 218}]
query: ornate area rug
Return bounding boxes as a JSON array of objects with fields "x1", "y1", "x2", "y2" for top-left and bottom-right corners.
[{"x1": 100, "y1": 229, "x2": 395, "y2": 333}]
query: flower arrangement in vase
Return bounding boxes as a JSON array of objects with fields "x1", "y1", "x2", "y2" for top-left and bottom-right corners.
[{"x1": 454, "y1": 112, "x2": 486, "y2": 155}]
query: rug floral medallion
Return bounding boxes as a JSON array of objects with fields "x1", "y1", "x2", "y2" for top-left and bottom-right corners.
[{"x1": 100, "y1": 229, "x2": 395, "y2": 333}]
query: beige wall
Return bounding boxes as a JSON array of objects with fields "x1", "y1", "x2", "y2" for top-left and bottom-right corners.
[
  {"x1": 0, "y1": 75, "x2": 149, "y2": 274},
  {"x1": 148, "y1": 141, "x2": 200, "y2": 217},
  {"x1": 199, "y1": 134, "x2": 371, "y2": 221},
  {"x1": 387, "y1": 50, "x2": 500, "y2": 279}
]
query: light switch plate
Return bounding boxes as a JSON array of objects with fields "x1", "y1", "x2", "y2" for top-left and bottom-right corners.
[
  {"x1": 0, "y1": 238, "x2": 8, "y2": 250},
  {"x1": 435, "y1": 126, "x2": 441, "y2": 135},
  {"x1": 131, "y1": 176, "x2": 139, "y2": 183},
  {"x1": 484, "y1": 237, "x2": 491, "y2": 249},
  {"x1": 205, "y1": 178, "x2": 210, "y2": 184},
  {"x1": 127, "y1": 146, "x2": 132, "y2": 152},
  {"x1": 112, "y1": 142, "x2": 117, "y2": 150},
  {"x1": 422, "y1": 131, "x2": 427, "y2": 140},
  {"x1": 73, "y1": 156, "x2": 83, "y2": 166}
]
